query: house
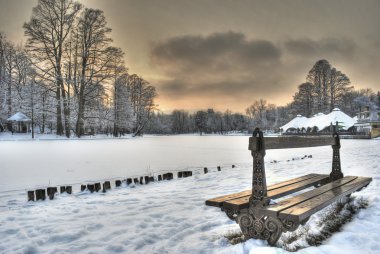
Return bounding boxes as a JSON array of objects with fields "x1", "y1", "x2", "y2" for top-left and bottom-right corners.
[
  {"x1": 354, "y1": 106, "x2": 380, "y2": 138},
  {"x1": 280, "y1": 108, "x2": 357, "y2": 133}
]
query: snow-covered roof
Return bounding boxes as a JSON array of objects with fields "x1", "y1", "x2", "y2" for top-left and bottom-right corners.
[
  {"x1": 281, "y1": 108, "x2": 356, "y2": 132},
  {"x1": 7, "y1": 112, "x2": 31, "y2": 122},
  {"x1": 280, "y1": 115, "x2": 308, "y2": 132}
]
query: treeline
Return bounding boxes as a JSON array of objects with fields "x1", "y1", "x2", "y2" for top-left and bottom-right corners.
[
  {"x1": 144, "y1": 109, "x2": 249, "y2": 135},
  {"x1": 244, "y1": 60, "x2": 380, "y2": 131},
  {"x1": 0, "y1": 0, "x2": 157, "y2": 137},
  {"x1": 145, "y1": 59, "x2": 380, "y2": 134}
]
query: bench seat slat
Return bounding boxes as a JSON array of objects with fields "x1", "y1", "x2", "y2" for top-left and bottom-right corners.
[
  {"x1": 263, "y1": 176, "x2": 358, "y2": 217},
  {"x1": 278, "y1": 176, "x2": 372, "y2": 222},
  {"x1": 205, "y1": 173, "x2": 322, "y2": 207},
  {"x1": 222, "y1": 174, "x2": 330, "y2": 210}
]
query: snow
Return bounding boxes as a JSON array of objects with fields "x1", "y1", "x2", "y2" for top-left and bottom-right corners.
[
  {"x1": 6, "y1": 112, "x2": 31, "y2": 122},
  {"x1": 280, "y1": 115, "x2": 308, "y2": 131},
  {"x1": 281, "y1": 108, "x2": 357, "y2": 132},
  {"x1": 0, "y1": 136, "x2": 379, "y2": 253},
  {"x1": 0, "y1": 136, "x2": 250, "y2": 192}
]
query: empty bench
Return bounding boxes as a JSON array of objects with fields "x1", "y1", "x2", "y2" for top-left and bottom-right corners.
[{"x1": 205, "y1": 128, "x2": 372, "y2": 245}]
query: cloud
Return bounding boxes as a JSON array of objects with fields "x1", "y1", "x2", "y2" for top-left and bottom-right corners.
[
  {"x1": 151, "y1": 31, "x2": 282, "y2": 73},
  {"x1": 149, "y1": 31, "x2": 363, "y2": 111},
  {"x1": 284, "y1": 38, "x2": 356, "y2": 59},
  {"x1": 150, "y1": 31, "x2": 285, "y2": 107}
]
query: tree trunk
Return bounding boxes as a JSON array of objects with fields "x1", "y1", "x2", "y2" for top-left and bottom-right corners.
[
  {"x1": 55, "y1": 84, "x2": 63, "y2": 136},
  {"x1": 76, "y1": 99, "x2": 85, "y2": 137}
]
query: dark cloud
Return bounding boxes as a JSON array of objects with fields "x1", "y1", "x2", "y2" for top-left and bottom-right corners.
[
  {"x1": 151, "y1": 31, "x2": 282, "y2": 73},
  {"x1": 150, "y1": 32, "x2": 365, "y2": 111},
  {"x1": 285, "y1": 38, "x2": 356, "y2": 59}
]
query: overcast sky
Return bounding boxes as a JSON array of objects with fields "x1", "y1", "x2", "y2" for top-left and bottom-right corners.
[{"x1": 0, "y1": 0, "x2": 379, "y2": 112}]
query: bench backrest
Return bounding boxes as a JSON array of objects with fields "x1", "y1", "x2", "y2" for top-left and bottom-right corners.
[
  {"x1": 247, "y1": 128, "x2": 343, "y2": 208},
  {"x1": 249, "y1": 135, "x2": 338, "y2": 151}
]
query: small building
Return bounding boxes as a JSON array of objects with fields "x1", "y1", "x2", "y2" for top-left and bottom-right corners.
[
  {"x1": 281, "y1": 108, "x2": 356, "y2": 134},
  {"x1": 7, "y1": 112, "x2": 32, "y2": 133},
  {"x1": 354, "y1": 106, "x2": 380, "y2": 138}
]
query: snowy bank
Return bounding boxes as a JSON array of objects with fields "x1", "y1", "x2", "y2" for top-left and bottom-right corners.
[{"x1": 0, "y1": 137, "x2": 379, "y2": 253}]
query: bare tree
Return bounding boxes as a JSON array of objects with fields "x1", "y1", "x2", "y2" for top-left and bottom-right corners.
[
  {"x1": 292, "y1": 82, "x2": 313, "y2": 117},
  {"x1": 24, "y1": 0, "x2": 82, "y2": 137},
  {"x1": 72, "y1": 8, "x2": 114, "y2": 137},
  {"x1": 329, "y1": 68, "x2": 352, "y2": 111},
  {"x1": 307, "y1": 59, "x2": 331, "y2": 113},
  {"x1": 129, "y1": 75, "x2": 157, "y2": 136}
]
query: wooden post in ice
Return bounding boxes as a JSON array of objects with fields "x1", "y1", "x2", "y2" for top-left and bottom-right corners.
[
  {"x1": 133, "y1": 178, "x2": 139, "y2": 184},
  {"x1": 204, "y1": 167, "x2": 208, "y2": 174},
  {"x1": 126, "y1": 178, "x2": 132, "y2": 185},
  {"x1": 232, "y1": 165, "x2": 235, "y2": 168},
  {"x1": 94, "y1": 183, "x2": 101, "y2": 192},
  {"x1": 217, "y1": 166, "x2": 221, "y2": 171},
  {"x1": 149, "y1": 176, "x2": 154, "y2": 182},
  {"x1": 144, "y1": 176, "x2": 150, "y2": 184},
  {"x1": 27, "y1": 191, "x2": 35, "y2": 201},
  {"x1": 81, "y1": 185, "x2": 86, "y2": 191},
  {"x1": 115, "y1": 180, "x2": 122, "y2": 187},
  {"x1": 66, "y1": 186, "x2": 72, "y2": 194},
  {"x1": 87, "y1": 184, "x2": 95, "y2": 193},
  {"x1": 104, "y1": 181, "x2": 111, "y2": 190},
  {"x1": 60, "y1": 186, "x2": 66, "y2": 193},
  {"x1": 35, "y1": 189, "x2": 46, "y2": 201},
  {"x1": 178, "y1": 172, "x2": 183, "y2": 178},
  {"x1": 47, "y1": 187, "x2": 57, "y2": 200},
  {"x1": 158, "y1": 175, "x2": 162, "y2": 181}
]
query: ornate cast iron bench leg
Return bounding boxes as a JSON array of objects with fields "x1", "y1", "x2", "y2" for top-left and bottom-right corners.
[
  {"x1": 236, "y1": 128, "x2": 284, "y2": 245},
  {"x1": 237, "y1": 212, "x2": 284, "y2": 246},
  {"x1": 222, "y1": 208, "x2": 240, "y2": 220}
]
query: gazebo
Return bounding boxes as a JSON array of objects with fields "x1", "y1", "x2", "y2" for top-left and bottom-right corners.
[{"x1": 7, "y1": 112, "x2": 32, "y2": 133}]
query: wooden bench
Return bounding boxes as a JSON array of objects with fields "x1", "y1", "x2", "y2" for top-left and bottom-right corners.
[{"x1": 205, "y1": 128, "x2": 372, "y2": 245}]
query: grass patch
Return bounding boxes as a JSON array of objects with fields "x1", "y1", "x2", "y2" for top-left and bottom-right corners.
[
  {"x1": 305, "y1": 196, "x2": 369, "y2": 247},
  {"x1": 224, "y1": 231, "x2": 246, "y2": 245}
]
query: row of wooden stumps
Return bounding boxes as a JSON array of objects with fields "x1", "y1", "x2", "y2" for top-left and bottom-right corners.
[
  {"x1": 28, "y1": 186, "x2": 72, "y2": 201},
  {"x1": 27, "y1": 164, "x2": 236, "y2": 201},
  {"x1": 81, "y1": 181, "x2": 111, "y2": 193}
]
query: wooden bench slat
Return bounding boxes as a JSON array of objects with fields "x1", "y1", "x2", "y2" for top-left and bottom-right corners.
[
  {"x1": 205, "y1": 173, "x2": 321, "y2": 207},
  {"x1": 279, "y1": 176, "x2": 372, "y2": 222},
  {"x1": 267, "y1": 173, "x2": 321, "y2": 191},
  {"x1": 268, "y1": 174, "x2": 329, "y2": 198},
  {"x1": 205, "y1": 190, "x2": 251, "y2": 207},
  {"x1": 263, "y1": 176, "x2": 358, "y2": 217},
  {"x1": 249, "y1": 136, "x2": 335, "y2": 150},
  {"x1": 222, "y1": 174, "x2": 330, "y2": 210}
]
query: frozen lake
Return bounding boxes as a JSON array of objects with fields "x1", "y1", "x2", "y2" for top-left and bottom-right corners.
[
  {"x1": 0, "y1": 136, "x2": 378, "y2": 253},
  {"x1": 0, "y1": 135, "x2": 254, "y2": 192}
]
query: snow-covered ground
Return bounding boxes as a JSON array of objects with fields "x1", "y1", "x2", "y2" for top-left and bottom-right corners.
[{"x1": 0, "y1": 136, "x2": 379, "y2": 253}]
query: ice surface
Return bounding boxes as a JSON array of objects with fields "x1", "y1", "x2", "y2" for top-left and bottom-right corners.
[
  {"x1": 0, "y1": 136, "x2": 379, "y2": 253},
  {"x1": 0, "y1": 136, "x2": 251, "y2": 192}
]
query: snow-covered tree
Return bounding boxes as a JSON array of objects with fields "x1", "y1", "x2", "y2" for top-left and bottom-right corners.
[{"x1": 24, "y1": 0, "x2": 82, "y2": 137}]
